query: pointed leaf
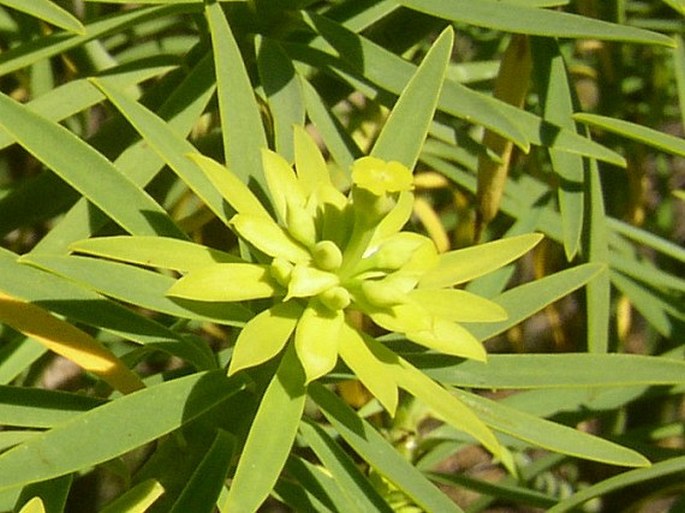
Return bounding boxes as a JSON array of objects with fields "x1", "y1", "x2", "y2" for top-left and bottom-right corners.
[
  {"x1": 231, "y1": 214, "x2": 311, "y2": 263},
  {"x1": 419, "y1": 233, "x2": 543, "y2": 288},
  {"x1": 229, "y1": 301, "x2": 303, "y2": 375},
  {"x1": 168, "y1": 263, "x2": 279, "y2": 302},
  {"x1": 398, "y1": 0, "x2": 673, "y2": 45},
  {"x1": 17, "y1": 498, "x2": 44, "y2": 513},
  {"x1": 452, "y1": 388, "x2": 649, "y2": 467},
  {"x1": 87, "y1": 78, "x2": 232, "y2": 225},
  {"x1": 0, "y1": 292, "x2": 144, "y2": 394},
  {"x1": 262, "y1": 149, "x2": 307, "y2": 224},
  {"x1": 186, "y1": 153, "x2": 272, "y2": 219},
  {"x1": 257, "y1": 37, "x2": 305, "y2": 161},
  {"x1": 225, "y1": 345, "x2": 306, "y2": 513},
  {"x1": 338, "y1": 323, "x2": 399, "y2": 415},
  {"x1": 575, "y1": 112, "x2": 685, "y2": 157},
  {"x1": 70, "y1": 236, "x2": 239, "y2": 272},
  {"x1": 409, "y1": 288, "x2": 508, "y2": 322},
  {"x1": 0, "y1": 0, "x2": 84, "y2": 34},
  {"x1": 469, "y1": 263, "x2": 603, "y2": 342},
  {"x1": 205, "y1": 0, "x2": 268, "y2": 185},
  {"x1": 293, "y1": 125, "x2": 335, "y2": 196},
  {"x1": 407, "y1": 319, "x2": 487, "y2": 361},
  {"x1": 372, "y1": 27, "x2": 453, "y2": 169}
]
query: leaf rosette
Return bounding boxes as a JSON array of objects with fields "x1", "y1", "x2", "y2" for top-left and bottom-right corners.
[{"x1": 165, "y1": 128, "x2": 541, "y2": 414}]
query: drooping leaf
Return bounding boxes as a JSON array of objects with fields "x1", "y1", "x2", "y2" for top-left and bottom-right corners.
[
  {"x1": 0, "y1": 291, "x2": 144, "y2": 394},
  {"x1": 0, "y1": 0, "x2": 84, "y2": 34},
  {"x1": 295, "y1": 300, "x2": 343, "y2": 383}
]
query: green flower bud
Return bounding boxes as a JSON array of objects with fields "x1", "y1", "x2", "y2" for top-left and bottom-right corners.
[
  {"x1": 286, "y1": 203, "x2": 317, "y2": 246},
  {"x1": 318, "y1": 286, "x2": 351, "y2": 311},
  {"x1": 312, "y1": 240, "x2": 343, "y2": 271},
  {"x1": 285, "y1": 264, "x2": 340, "y2": 300},
  {"x1": 360, "y1": 279, "x2": 407, "y2": 307},
  {"x1": 270, "y1": 257, "x2": 293, "y2": 287}
]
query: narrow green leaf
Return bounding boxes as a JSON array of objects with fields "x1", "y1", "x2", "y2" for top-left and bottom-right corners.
[
  {"x1": 310, "y1": 383, "x2": 465, "y2": 513},
  {"x1": 547, "y1": 456, "x2": 685, "y2": 513},
  {"x1": 225, "y1": 345, "x2": 307, "y2": 513},
  {"x1": 398, "y1": 0, "x2": 673, "y2": 45},
  {"x1": 22, "y1": 254, "x2": 252, "y2": 326},
  {"x1": 584, "y1": 159, "x2": 611, "y2": 353},
  {"x1": 0, "y1": 92, "x2": 183, "y2": 238},
  {"x1": 229, "y1": 301, "x2": 302, "y2": 375},
  {"x1": 0, "y1": 386, "x2": 104, "y2": 429},
  {"x1": 419, "y1": 233, "x2": 543, "y2": 289},
  {"x1": 299, "y1": 75, "x2": 361, "y2": 172},
  {"x1": 0, "y1": 0, "x2": 84, "y2": 34},
  {"x1": 0, "y1": 337, "x2": 46, "y2": 386},
  {"x1": 28, "y1": 53, "x2": 216, "y2": 255},
  {"x1": 293, "y1": 125, "x2": 336, "y2": 196},
  {"x1": 100, "y1": 480, "x2": 165, "y2": 513},
  {"x1": 17, "y1": 498, "x2": 44, "y2": 513},
  {"x1": 574, "y1": 112, "x2": 685, "y2": 157},
  {"x1": 406, "y1": 318, "x2": 487, "y2": 361},
  {"x1": 452, "y1": 389, "x2": 650, "y2": 467},
  {"x1": 169, "y1": 430, "x2": 234, "y2": 513},
  {"x1": 0, "y1": 5, "x2": 199, "y2": 81},
  {"x1": 281, "y1": 457, "x2": 351, "y2": 512},
  {"x1": 412, "y1": 353, "x2": 685, "y2": 389},
  {"x1": 257, "y1": 37, "x2": 305, "y2": 161},
  {"x1": 532, "y1": 37, "x2": 585, "y2": 260},
  {"x1": 231, "y1": 214, "x2": 312, "y2": 263},
  {"x1": 299, "y1": 419, "x2": 395, "y2": 513},
  {"x1": 205, "y1": 0, "x2": 268, "y2": 185},
  {"x1": 70, "y1": 236, "x2": 240, "y2": 272},
  {"x1": 372, "y1": 26, "x2": 453, "y2": 169},
  {"x1": 0, "y1": 372, "x2": 245, "y2": 491},
  {"x1": 674, "y1": 35, "x2": 685, "y2": 132},
  {"x1": 88, "y1": 77, "x2": 231, "y2": 225},
  {"x1": 261, "y1": 149, "x2": 307, "y2": 224},
  {"x1": 168, "y1": 263, "x2": 278, "y2": 303},
  {"x1": 468, "y1": 263, "x2": 603, "y2": 342}
]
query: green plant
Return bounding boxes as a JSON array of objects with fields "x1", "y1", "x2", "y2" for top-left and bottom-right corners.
[{"x1": 0, "y1": 1, "x2": 683, "y2": 513}]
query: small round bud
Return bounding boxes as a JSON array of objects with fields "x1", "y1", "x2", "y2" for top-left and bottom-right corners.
[
  {"x1": 270, "y1": 257, "x2": 293, "y2": 287},
  {"x1": 319, "y1": 286, "x2": 351, "y2": 311},
  {"x1": 312, "y1": 240, "x2": 343, "y2": 271}
]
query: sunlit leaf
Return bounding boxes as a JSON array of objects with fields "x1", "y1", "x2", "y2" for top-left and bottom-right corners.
[
  {"x1": 229, "y1": 301, "x2": 303, "y2": 375},
  {"x1": 167, "y1": 263, "x2": 279, "y2": 302},
  {"x1": 0, "y1": 292, "x2": 144, "y2": 394},
  {"x1": 409, "y1": 288, "x2": 508, "y2": 322},
  {"x1": 295, "y1": 300, "x2": 343, "y2": 383},
  {"x1": 419, "y1": 233, "x2": 543, "y2": 288}
]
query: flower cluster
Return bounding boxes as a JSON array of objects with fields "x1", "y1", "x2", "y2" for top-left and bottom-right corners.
[{"x1": 167, "y1": 126, "x2": 511, "y2": 390}]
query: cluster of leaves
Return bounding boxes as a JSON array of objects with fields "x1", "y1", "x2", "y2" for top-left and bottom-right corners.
[{"x1": 0, "y1": 1, "x2": 684, "y2": 512}]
